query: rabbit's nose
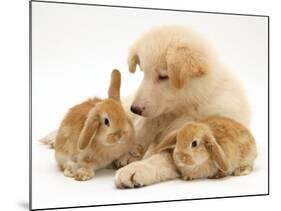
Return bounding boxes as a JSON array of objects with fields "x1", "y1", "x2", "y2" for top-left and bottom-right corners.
[
  {"x1": 113, "y1": 130, "x2": 122, "y2": 139},
  {"x1": 176, "y1": 152, "x2": 194, "y2": 165},
  {"x1": 176, "y1": 153, "x2": 186, "y2": 162},
  {"x1": 130, "y1": 105, "x2": 145, "y2": 115}
]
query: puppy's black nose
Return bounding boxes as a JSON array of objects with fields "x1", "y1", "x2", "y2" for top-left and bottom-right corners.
[{"x1": 130, "y1": 105, "x2": 144, "y2": 115}]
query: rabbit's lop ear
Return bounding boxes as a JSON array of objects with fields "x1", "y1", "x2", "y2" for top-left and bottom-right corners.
[
  {"x1": 78, "y1": 109, "x2": 100, "y2": 150},
  {"x1": 204, "y1": 135, "x2": 228, "y2": 172},
  {"x1": 108, "y1": 69, "x2": 121, "y2": 101},
  {"x1": 154, "y1": 130, "x2": 178, "y2": 153}
]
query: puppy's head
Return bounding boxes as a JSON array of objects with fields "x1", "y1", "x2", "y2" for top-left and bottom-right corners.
[{"x1": 128, "y1": 25, "x2": 211, "y2": 118}]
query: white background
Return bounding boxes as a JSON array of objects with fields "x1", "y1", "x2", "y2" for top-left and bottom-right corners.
[
  {"x1": 0, "y1": 0, "x2": 279, "y2": 211},
  {"x1": 31, "y1": 1, "x2": 269, "y2": 210}
]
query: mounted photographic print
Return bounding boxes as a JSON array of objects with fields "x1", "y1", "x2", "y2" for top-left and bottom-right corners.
[{"x1": 30, "y1": 0, "x2": 269, "y2": 210}]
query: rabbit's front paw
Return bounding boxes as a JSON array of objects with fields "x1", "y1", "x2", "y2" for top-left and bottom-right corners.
[
  {"x1": 113, "y1": 154, "x2": 138, "y2": 169},
  {"x1": 233, "y1": 166, "x2": 252, "y2": 176},
  {"x1": 208, "y1": 170, "x2": 226, "y2": 179},
  {"x1": 63, "y1": 167, "x2": 75, "y2": 177},
  {"x1": 113, "y1": 144, "x2": 144, "y2": 168},
  {"x1": 74, "y1": 168, "x2": 95, "y2": 181},
  {"x1": 63, "y1": 162, "x2": 77, "y2": 178},
  {"x1": 114, "y1": 161, "x2": 155, "y2": 188}
]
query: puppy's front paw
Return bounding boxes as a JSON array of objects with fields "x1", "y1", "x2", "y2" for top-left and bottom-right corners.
[
  {"x1": 114, "y1": 161, "x2": 155, "y2": 188},
  {"x1": 113, "y1": 145, "x2": 144, "y2": 168},
  {"x1": 74, "y1": 168, "x2": 95, "y2": 181}
]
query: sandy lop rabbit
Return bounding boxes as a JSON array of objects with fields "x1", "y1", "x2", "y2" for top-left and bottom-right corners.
[
  {"x1": 54, "y1": 69, "x2": 134, "y2": 181},
  {"x1": 147, "y1": 116, "x2": 257, "y2": 180}
]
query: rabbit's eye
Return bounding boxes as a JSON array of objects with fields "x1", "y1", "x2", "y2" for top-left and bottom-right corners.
[
  {"x1": 191, "y1": 140, "x2": 197, "y2": 148},
  {"x1": 104, "y1": 118, "x2": 110, "y2": 127},
  {"x1": 158, "y1": 74, "x2": 169, "y2": 81}
]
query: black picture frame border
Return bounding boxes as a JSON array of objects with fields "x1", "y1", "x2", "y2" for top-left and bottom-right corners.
[{"x1": 29, "y1": 1, "x2": 270, "y2": 210}]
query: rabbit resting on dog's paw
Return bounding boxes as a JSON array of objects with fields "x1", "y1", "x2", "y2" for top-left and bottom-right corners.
[{"x1": 151, "y1": 116, "x2": 257, "y2": 180}]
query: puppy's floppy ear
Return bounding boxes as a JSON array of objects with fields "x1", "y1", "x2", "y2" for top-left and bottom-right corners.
[
  {"x1": 78, "y1": 109, "x2": 100, "y2": 150},
  {"x1": 127, "y1": 46, "x2": 140, "y2": 73},
  {"x1": 204, "y1": 135, "x2": 228, "y2": 172},
  {"x1": 166, "y1": 42, "x2": 208, "y2": 89},
  {"x1": 154, "y1": 130, "x2": 178, "y2": 153},
  {"x1": 108, "y1": 69, "x2": 121, "y2": 101}
]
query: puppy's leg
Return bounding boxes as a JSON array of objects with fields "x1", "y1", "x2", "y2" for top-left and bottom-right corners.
[
  {"x1": 113, "y1": 118, "x2": 158, "y2": 168},
  {"x1": 114, "y1": 114, "x2": 189, "y2": 168},
  {"x1": 115, "y1": 151, "x2": 180, "y2": 188}
]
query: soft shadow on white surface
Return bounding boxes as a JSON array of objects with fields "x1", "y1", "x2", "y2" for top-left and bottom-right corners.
[
  {"x1": 32, "y1": 142, "x2": 267, "y2": 210},
  {"x1": 17, "y1": 201, "x2": 29, "y2": 210}
]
